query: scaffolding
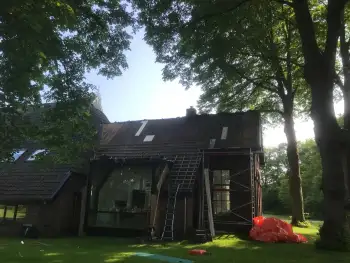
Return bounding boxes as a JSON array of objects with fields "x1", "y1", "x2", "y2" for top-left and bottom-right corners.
[{"x1": 203, "y1": 148, "x2": 260, "y2": 231}]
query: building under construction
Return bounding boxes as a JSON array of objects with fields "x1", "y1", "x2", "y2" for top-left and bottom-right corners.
[{"x1": 83, "y1": 108, "x2": 264, "y2": 240}]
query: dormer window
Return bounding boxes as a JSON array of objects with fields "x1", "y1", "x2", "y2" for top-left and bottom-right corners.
[
  {"x1": 27, "y1": 149, "x2": 47, "y2": 161},
  {"x1": 13, "y1": 149, "x2": 26, "y2": 161}
]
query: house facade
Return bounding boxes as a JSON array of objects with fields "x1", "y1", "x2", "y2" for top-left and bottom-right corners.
[
  {"x1": 0, "y1": 107, "x2": 263, "y2": 239},
  {"x1": 82, "y1": 108, "x2": 264, "y2": 240}
]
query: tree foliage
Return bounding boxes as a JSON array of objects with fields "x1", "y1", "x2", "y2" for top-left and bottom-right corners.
[
  {"x1": 262, "y1": 140, "x2": 323, "y2": 218},
  {"x1": 133, "y1": 0, "x2": 310, "y2": 223},
  {"x1": 0, "y1": 0, "x2": 134, "y2": 162}
]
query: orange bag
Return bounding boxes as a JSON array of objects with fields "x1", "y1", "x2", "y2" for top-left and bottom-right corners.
[
  {"x1": 188, "y1": 249, "x2": 208, "y2": 255},
  {"x1": 250, "y1": 216, "x2": 307, "y2": 243}
]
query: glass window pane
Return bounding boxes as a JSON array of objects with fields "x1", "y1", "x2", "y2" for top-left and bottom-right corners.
[
  {"x1": 222, "y1": 170, "x2": 230, "y2": 184},
  {"x1": 27, "y1": 149, "x2": 47, "y2": 161},
  {"x1": 213, "y1": 170, "x2": 221, "y2": 184},
  {"x1": 0, "y1": 205, "x2": 4, "y2": 218},
  {"x1": 13, "y1": 149, "x2": 26, "y2": 161},
  {"x1": 223, "y1": 201, "x2": 230, "y2": 213},
  {"x1": 16, "y1": 205, "x2": 27, "y2": 220},
  {"x1": 94, "y1": 166, "x2": 152, "y2": 229},
  {"x1": 5, "y1": 206, "x2": 15, "y2": 220},
  {"x1": 213, "y1": 192, "x2": 220, "y2": 201}
]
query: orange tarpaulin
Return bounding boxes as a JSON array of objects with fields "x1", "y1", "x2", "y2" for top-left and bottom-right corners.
[{"x1": 249, "y1": 216, "x2": 307, "y2": 243}]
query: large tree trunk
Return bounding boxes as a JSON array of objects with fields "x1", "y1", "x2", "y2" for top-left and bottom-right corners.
[
  {"x1": 339, "y1": 12, "x2": 350, "y2": 201},
  {"x1": 342, "y1": 85, "x2": 350, "y2": 202},
  {"x1": 292, "y1": 0, "x2": 349, "y2": 250},
  {"x1": 310, "y1": 79, "x2": 348, "y2": 250},
  {"x1": 283, "y1": 112, "x2": 305, "y2": 224}
]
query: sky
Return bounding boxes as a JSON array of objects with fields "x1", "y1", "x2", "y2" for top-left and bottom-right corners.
[{"x1": 86, "y1": 30, "x2": 344, "y2": 148}]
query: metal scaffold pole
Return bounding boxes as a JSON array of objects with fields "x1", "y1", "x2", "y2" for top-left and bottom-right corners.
[{"x1": 250, "y1": 149, "x2": 256, "y2": 223}]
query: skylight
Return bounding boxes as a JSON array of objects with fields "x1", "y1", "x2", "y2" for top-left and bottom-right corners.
[
  {"x1": 144, "y1": 135, "x2": 155, "y2": 142},
  {"x1": 27, "y1": 149, "x2": 47, "y2": 161},
  {"x1": 221, "y1": 127, "x2": 228, "y2": 140},
  {"x1": 135, "y1": 120, "x2": 148, "y2": 136},
  {"x1": 13, "y1": 149, "x2": 26, "y2": 161}
]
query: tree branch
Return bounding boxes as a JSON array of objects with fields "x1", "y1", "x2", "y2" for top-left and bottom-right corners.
[
  {"x1": 184, "y1": 0, "x2": 251, "y2": 28},
  {"x1": 273, "y1": 0, "x2": 294, "y2": 7},
  {"x1": 340, "y1": 8, "x2": 350, "y2": 86},
  {"x1": 238, "y1": 50, "x2": 304, "y2": 68},
  {"x1": 292, "y1": 0, "x2": 322, "y2": 66},
  {"x1": 324, "y1": 0, "x2": 349, "y2": 66},
  {"x1": 230, "y1": 65, "x2": 281, "y2": 96},
  {"x1": 258, "y1": 108, "x2": 284, "y2": 115},
  {"x1": 268, "y1": 30, "x2": 288, "y2": 99},
  {"x1": 335, "y1": 73, "x2": 345, "y2": 91},
  {"x1": 284, "y1": 17, "x2": 294, "y2": 95}
]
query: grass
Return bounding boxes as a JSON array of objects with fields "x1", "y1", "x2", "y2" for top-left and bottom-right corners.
[{"x1": 0, "y1": 217, "x2": 348, "y2": 263}]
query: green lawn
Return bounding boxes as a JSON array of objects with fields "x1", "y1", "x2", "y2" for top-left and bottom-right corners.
[{"x1": 0, "y1": 219, "x2": 348, "y2": 263}]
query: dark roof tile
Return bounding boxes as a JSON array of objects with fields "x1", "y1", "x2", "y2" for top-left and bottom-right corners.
[{"x1": 97, "y1": 111, "x2": 262, "y2": 159}]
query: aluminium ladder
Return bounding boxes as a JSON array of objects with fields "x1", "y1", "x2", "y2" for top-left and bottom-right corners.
[{"x1": 161, "y1": 152, "x2": 202, "y2": 241}]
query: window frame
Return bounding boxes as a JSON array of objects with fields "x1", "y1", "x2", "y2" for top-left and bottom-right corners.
[
  {"x1": 0, "y1": 149, "x2": 27, "y2": 163},
  {"x1": 0, "y1": 205, "x2": 27, "y2": 222},
  {"x1": 212, "y1": 170, "x2": 231, "y2": 215},
  {"x1": 26, "y1": 149, "x2": 47, "y2": 161}
]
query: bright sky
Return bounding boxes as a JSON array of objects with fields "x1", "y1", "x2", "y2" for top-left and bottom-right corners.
[{"x1": 85, "y1": 30, "x2": 344, "y2": 148}]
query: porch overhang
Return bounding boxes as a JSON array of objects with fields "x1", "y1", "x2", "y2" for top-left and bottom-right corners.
[{"x1": 91, "y1": 155, "x2": 173, "y2": 167}]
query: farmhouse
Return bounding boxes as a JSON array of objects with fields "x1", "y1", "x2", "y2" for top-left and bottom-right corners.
[
  {"x1": 0, "y1": 106, "x2": 263, "y2": 239},
  {"x1": 0, "y1": 105, "x2": 109, "y2": 237},
  {"x1": 83, "y1": 107, "x2": 264, "y2": 240}
]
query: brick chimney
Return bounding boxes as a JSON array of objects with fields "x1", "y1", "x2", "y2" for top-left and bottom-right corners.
[{"x1": 186, "y1": 106, "x2": 197, "y2": 117}]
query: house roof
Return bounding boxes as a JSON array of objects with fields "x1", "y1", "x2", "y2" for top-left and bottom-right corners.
[
  {"x1": 0, "y1": 104, "x2": 110, "y2": 202},
  {"x1": 96, "y1": 111, "x2": 263, "y2": 160},
  {"x1": 0, "y1": 163, "x2": 71, "y2": 202}
]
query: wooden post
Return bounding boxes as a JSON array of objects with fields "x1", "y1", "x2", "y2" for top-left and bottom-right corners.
[
  {"x1": 204, "y1": 168, "x2": 215, "y2": 237},
  {"x1": 157, "y1": 164, "x2": 169, "y2": 191},
  {"x1": 184, "y1": 197, "x2": 187, "y2": 235},
  {"x1": 78, "y1": 186, "x2": 87, "y2": 236},
  {"x1": 152, "y1": 164, "x2": 169, "y2": 227}
]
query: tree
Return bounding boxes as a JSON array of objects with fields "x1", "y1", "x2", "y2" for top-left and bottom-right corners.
[
  {"x1": 0, "y1": 0, "x2": 134, "y2": 162},
  {"x1": 291, "y1": 0, "x2": 350, "y2": 250},
  {"x1": 298, "y1": 139, "x2": 323, "y2": 218},
  {"x1": 133, "y1": 0, "x2": 308, "y2": 225},
  {"x1": 197, "y1": 4, "x2": 309, "y2": 225},
  {"x1": 263, "y1": 140, "x2": 323, "y2": 218},
  {"x1": 261, "y1": 144, "x2": 288, "y2": 213},
  {"x1": 336, "y1": 4, "x2": 350, "y2": 204},
  {"x1": 134, "y1": 0, "x2": 350, "y2": 250}
]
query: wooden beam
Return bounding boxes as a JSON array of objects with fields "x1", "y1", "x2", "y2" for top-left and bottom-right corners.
[
  {"x1": 184, "y1": 197, "x2": 187, "y2": 235},
  {"x1": 152, "y1": 164, "x2": 170, "y2": 227},
  {"x1": 157, "y1": 164, "x2": 169, "y2": 191},
  {"x1": 204, "y1": 168, "x2": 215, "y2": 237},
  {"x1": 78, "y1": 186, "x2": 87, "y2": 236}
]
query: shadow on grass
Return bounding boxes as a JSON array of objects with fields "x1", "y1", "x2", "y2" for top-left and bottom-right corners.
[{"x1": 0, "y1": 236, "x2": 349, "y2": 263}]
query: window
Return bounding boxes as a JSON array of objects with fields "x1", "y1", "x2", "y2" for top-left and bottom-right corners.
[
  {"x1": 88, "y1": 166, "x2": 152, "y2": 229},
  {"x1": 0, "y1": 149, "x2": 26, "y2": 162},
  {"x1": 143, "y1": 135, "x2": 155, "y2": 142},
  {"x1": 27, "y1": 149, "x2": 46, "y2": 161},
  {"x1": 16, "y1": 205, "x2": 27, "y2": 220},
  {"x1": 212, "y1": 170, "x2": 230, "y2": 215},
  {"x1": 5, "y1": 206, "x2": 16, "y2": 219},
  {"x1": 0, "y1": 205, "x2": 27, "y2": 221},
  {"x1": 13, "y1": 149, "x2": 26, "y2": 161}
]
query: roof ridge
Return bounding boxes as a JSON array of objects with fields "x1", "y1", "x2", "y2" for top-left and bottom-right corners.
[{"x1": 111, "y1": 110, "x2": 258, "y2": 124}]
